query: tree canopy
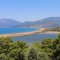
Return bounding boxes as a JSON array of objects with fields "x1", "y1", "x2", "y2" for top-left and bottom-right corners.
[{"x1": 0, "y1": 34, "x2": 60, "y2": 60}]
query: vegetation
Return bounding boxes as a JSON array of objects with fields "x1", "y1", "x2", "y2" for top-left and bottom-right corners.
[
  {"x1": 0, "y1": 34, "x2": 60, "y2": 60},
  {"x1": 48, "y1": 27, "x2": 60, "y2": 31}
]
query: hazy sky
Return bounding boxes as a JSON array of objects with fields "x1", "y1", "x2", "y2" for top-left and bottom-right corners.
[{"x1": 0, "y1": 0, "x2": 60, "y2": 22}]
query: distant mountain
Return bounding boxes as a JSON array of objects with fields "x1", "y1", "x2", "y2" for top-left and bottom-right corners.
[
  {"x1": 21, "y1": 17, "x2": 60, "y2": 28},
  {"x1": 0, "y1": 19, "x2": 22, "y2": 27},
  {"x1": 0, "y1": 17, "x2": 60, "y2": 28}
]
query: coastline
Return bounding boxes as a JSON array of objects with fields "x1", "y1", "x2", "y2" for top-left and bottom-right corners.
[{"x1": 0, "y1": 28, "x2": 60, "y2": 38}]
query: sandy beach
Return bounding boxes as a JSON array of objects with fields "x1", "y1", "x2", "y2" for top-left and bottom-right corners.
[
  {"x1": 43, "y1": 31, "x2": 60, "y2": 34},
  {"x1": 0, "y1": 28, "x2": 60, "y2": 38}
]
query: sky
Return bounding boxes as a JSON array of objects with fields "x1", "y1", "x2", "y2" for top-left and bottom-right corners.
[{"x1": 0, "y1": 0, "x2": 60, "y2": 22}]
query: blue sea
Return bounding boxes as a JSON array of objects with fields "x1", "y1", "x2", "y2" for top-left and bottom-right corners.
[
  {"x1": 0, "y1": 27, "x2": 37, "y2": 34},
  {"x1": 0, "y1": 28, "x2": 57, "y2": 44}
]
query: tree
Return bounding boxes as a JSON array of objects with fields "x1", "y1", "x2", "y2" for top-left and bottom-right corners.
[
  {"x1": 8, "y1": 48, "x2": 25, "y2": 60},
  {"x1": 0, "y1": 53, "x2": 8, "y2": 60},
  {"x1": 0, "y1": 37, "x2": 13, "y2": 55},
  {"x1": 37, "y1": 52, "x2": 51, "y2": 60},
  {"x1": 27, "y1": 48, "x2": 37, "y2": 60},
  {"x1": 32, "y1": 42, "x2": 42, "y2": 52}
]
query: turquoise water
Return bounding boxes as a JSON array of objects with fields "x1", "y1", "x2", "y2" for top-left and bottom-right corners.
[
  {"x1": 0, "y1": 28, "x2": 57, "y2": 44},
  {"x1": 0, "y1": 28, "x2": 37, "y2": 34},
  {"x1": 12, "y1": 34, "x2": 57, "y2": 44}
]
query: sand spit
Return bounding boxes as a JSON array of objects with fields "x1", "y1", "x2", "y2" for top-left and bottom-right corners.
[{"x1": 0, "y1": 28, "x2": 60, "y2": 38}]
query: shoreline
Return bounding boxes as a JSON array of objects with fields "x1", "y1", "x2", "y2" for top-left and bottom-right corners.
[{"x1": 0, "y1": 28, "x2": 60, "y2": 38}]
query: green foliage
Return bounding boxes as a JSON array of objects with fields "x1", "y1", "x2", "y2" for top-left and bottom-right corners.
[
  {"x1": 37, "y1": 52, "x2": 51, "y2": 60},
  {"x1": 0, "y1": 53, "x2": 8, "y2": 60},
  {"x1": 27, "y1": 48, "x2": 37, "y2": 60},
  {"x1": 48, "y1": 27, "x2": 60, "y2": 31},
  {"x1": 32, "y1": 42, "x2": 42, "y2": 52},
  {"x1": 0, "y1": 34, "x2": 60, "y2": 60}
]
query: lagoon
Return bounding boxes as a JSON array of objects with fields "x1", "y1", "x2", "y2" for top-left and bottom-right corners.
[
  {"x1": 12, "y1": 34, "x2": 57, "y2": 44},
  {"x1": 0, "y1": 27, "x2": 58, "y2": 44}
]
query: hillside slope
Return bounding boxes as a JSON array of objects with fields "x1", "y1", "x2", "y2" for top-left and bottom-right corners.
[
  {"x1": 21, "y1": 17, "x2": 60, "y2": 28},
  {"x1": 0, "y1": 19, "x2": 22, "y2": 27},
  {"x1": 0, "y1": 17, "x2": 60, "y2": 28}
]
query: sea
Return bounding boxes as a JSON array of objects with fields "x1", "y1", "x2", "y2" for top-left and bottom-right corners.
[
  {"x1": 0, "y1": 27, "x2": 37, "y2": 34},
  {"x1": 0, "y1": 27, "x2": 57, "y2": 44}
]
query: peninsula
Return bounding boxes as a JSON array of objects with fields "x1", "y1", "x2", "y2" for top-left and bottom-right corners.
[{"x1": 0, "y1": 28, "x2": 60, "y2": 38}]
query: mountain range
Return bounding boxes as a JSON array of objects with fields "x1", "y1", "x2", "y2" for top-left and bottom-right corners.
[
  {"x1": 0, "y1": 17, "x2": 60, "y2": 28},
  {"x1": 0, "y1": 19, "x2": 22, "y2": 27}
]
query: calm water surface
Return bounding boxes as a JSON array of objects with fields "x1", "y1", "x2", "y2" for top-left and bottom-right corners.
[
  {"x1": 0, "y1": 28, "x2": 57, "y2": 44},
  {"x1": 12, "y1": 34, "x2": 57, "y2": 44},
  {"x1": 0, "y1": 27, "x2": 37, "y2": 34}
]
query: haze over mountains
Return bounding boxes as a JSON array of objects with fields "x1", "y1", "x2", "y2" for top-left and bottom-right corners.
[
  {"x1": 0, "y1": 17, "x2": 60, "y2": 28},
  {"x1": 0, "y1": 19, "x2": 22, "y2": 27}
]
